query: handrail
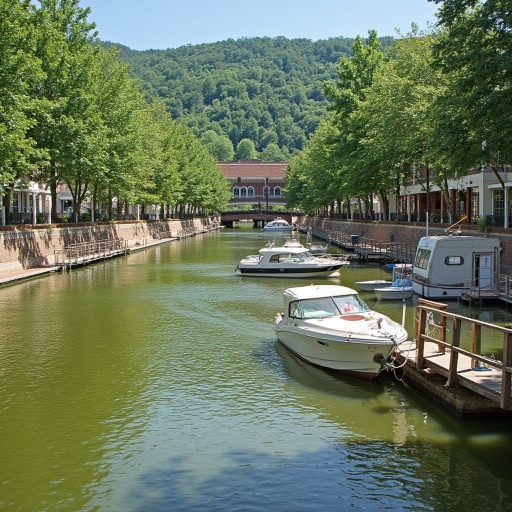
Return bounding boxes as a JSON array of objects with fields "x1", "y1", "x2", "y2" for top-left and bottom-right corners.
[{"x1": 415, "y1": 298, "x2": 512, "y2": 409}]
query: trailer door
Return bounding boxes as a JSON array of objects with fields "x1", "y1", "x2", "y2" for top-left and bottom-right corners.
[{"x1": 474, "y1": 253, "x2": 493, "y2": 288}]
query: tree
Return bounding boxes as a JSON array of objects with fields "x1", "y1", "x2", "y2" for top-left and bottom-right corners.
[
  {"x1": 260, "y1": 143, "x2": 288, "y2": 162},
  {"x1": 85, "y1": 47, "x2": 147, "y2": 219},
  {"x1": 201, "y1": 130, "x2": 235, "y2": 161},
  {"x1": 235, "y1": 138, "x2": 257, "y2": 160},
  {"x1": 28, "y1": 0, "x2": 99, "y2": 220},
  {"x1": 356, "y1": 31, "x2": 451, "y2": 219},
  {"x1": 0, "y1": 0, "x2": 43, "y2": 205},
  {"x1": 431, "y1": 0, "x2": 512, "y2": 164}
]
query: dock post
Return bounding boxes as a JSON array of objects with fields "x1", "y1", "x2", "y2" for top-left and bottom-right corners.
[
  {"x1": 446, "y1": 318, "x2": 461, "y2": 387},
  {"x1": 500, "y1": 332, "x2": 512, "y2": 409}
]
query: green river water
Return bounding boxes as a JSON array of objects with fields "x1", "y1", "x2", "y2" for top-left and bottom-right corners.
[{"x1": 1, "y1": 225, "x2": 512, "y2": 511}]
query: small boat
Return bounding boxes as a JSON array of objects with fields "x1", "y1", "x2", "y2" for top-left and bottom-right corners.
[
  {"x1": 262, "y1": 217, "x2": 293, "y2": 232},
  {"x1": 373, "y1": 277, "x2": 414, "y2": 300},
  {"x1": 373, "y1": 262, "x2": 414, "y2": 299},
  {"x1": 274, "y1": 284, "x2": 408, "y2": 379},
  {"x1": 235, "y1": 242, "x2": 347, "y2": 278},
  {"x1": 358, "y1": 263, "x2": 411, "y2": 293}
]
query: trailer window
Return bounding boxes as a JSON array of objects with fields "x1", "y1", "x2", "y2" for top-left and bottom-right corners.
[
  {"x1": 445, "y1": 256, "x2": 464, "y2": 265},
  {"x1": 414, "y1": 248, "x2": 431, "y2": 270}
]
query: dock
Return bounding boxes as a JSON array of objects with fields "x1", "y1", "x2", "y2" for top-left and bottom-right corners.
[{"x1": 392, "y1": 298, "x2": 512, "y2": 416}]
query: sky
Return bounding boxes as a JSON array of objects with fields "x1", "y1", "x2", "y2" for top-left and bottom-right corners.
[{"x1": 78, "y1": 0, "x2": 440, "y2": 51}]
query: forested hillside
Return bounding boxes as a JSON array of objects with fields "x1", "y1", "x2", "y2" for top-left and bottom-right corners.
[{"x1": 105, "y1": 36, "x2": 394, "y2": 160}]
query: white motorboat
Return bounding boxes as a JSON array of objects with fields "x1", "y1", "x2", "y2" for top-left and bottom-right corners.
[
  {"x1": 262, "y1": 217, "x2": 294, "y2": 232},
  {"x1": 274, "y1": 284, "x2": 408, "y2": 379},
  {"x1": 235, "y1": 242, "x2": 347, "y2": 278},
  {"x1": 356, "y1": 279, "x2": 393, "y2": 292}
]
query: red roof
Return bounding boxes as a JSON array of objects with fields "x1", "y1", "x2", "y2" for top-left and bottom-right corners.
[{"x1": 218, "y1": 159, "x2": 288, "y2": 179}]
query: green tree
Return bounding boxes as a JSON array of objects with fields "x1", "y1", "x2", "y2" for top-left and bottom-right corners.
[
  {"x1": 201, "y1": 130, "x2": 235, "y2": 161},
  {"x1": 235, "y1": 138, "x2": 257, "y2": 160},
  {"x1": 28, "y1": 0, "x2": 99, "y2": 220},
  {"x1": 90, "y1": 46, "x2": 147, "y2": 220},
  {"x1": 0, "y1": 0, "x2": 43, "y2": 206},
  {"x1": 431, "y1": 0, "x2": 512, "y2": 164},
  {"x1": 260, "y1": 143, "x2": 288, "y2": 162}
]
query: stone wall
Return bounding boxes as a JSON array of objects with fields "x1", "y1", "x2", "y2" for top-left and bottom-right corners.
[
  {"x1": 0, "y1": 218, "x2": 215, "y2": 272},
  {"x1": 299, "y1": 217, "x2": 512, "y2": 276}
]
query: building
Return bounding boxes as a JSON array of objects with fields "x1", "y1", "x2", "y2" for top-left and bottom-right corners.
[{"x1": 218, "y1": 159, "x2": 287, "y2": 209}]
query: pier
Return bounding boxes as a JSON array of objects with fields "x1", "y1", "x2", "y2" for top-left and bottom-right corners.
[{"x1": 393, "y1": 299, "x2": 512, "y2": 415}]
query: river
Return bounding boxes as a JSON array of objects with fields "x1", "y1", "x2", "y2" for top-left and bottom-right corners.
[{"x1": 1, "y1": 225, "x2": 512, "y2": 511}]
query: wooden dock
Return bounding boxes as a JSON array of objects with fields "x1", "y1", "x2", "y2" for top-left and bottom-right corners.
[{"x1": 392, "y1": 299, "x2": 512, "y2": 416}]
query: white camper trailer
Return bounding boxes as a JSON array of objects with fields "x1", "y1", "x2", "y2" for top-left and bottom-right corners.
[{"x1": 412, "y1": 235, "x2": 501, "y2": 299}]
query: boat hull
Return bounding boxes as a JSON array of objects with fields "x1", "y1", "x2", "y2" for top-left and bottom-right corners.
[
  {"x1": 275, "y1": 328, "x2": 396, "y2": 379},
  {"x1": 374, "y1": 287, "x2": 414, "y2": 300},
  {"x1": 262, "y1": 226, "x2": 293, "y2": 232},
  {"x1": 356, "y1": 280, "x2": 392, "y2": 292},
  {"x1": 238, "y1": 264, "x2": 343, "y2": 278}
]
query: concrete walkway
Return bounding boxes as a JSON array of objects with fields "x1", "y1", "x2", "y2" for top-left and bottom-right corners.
[{"x1": 0, "y1": 237, "x2": 173, "y2": 286}]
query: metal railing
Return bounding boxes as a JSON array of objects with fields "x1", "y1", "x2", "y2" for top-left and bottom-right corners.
[{"x1": 54, "y1": 239, "x2": 126, "y2": 267}]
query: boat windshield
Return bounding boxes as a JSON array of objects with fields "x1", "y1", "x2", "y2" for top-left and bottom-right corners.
[
  {"x1": 298, "y1": 252, "x2": 315, "y2": 262},
  {"x1": 332, "y1": 294, "x2": 371, "y2": 315},
  {"x1": 290, "y1": 294, "x2": 370, "y2": 319}
]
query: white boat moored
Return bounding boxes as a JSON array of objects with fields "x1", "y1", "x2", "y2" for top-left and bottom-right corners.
[
  {"x1": 274, "y1": 284, "x2": 408, "y2": 379},
  {"x1": 262, "y1": 217, "x2": 293, "y2": 232},
  {"x1": 373, "y1": 278, "x2": 414, "y2": 300},
  {"x1": 236, "y1": 242, "x2": 348, "y2": 278}
]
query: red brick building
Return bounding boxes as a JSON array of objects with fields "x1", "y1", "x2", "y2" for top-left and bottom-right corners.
[{"x1": 218, "y1": 159, "x2": 287, "y2": 208}]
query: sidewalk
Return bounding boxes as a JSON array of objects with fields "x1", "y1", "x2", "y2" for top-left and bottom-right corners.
[
  {"x1": 0, "y1": 236, "x2": 175, "y2": 286},
  {"x1": 0, "y1": 266, "x2": 60, "y2": 286}
]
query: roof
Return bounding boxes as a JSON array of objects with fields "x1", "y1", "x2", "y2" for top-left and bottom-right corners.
[
  {"x1": 283, "y1": 285, "x2": 357, "y2": 301},
  {"x1": 218, "y1": 159, "x2": 288, "y2": 179}
]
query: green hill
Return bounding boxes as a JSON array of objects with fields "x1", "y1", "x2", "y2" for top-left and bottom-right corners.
[{"x1": 104, "y1": 36, "x2": 394, "y2": 159}]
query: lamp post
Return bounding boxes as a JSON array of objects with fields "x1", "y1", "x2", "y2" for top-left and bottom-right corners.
[{"x1": 265, "y1": 177, "x2": 269, "y2": 212}]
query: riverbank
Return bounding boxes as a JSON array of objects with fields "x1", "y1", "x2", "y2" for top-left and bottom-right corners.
[
  {"x1": 0, "y1": 217, "x2": 218, "y2": 274},
  {"x1": 0, "y1": 219, "x2": 219, "y2": 285}
]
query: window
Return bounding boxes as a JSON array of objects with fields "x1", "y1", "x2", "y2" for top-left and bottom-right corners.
[
  {"x1": 414, "y1": 248, "x2": 431, "y2": 270},
  {"x1": 274, "y1": 187, "x2": 282, "y2": 197},
  {"x1": 494, "y1": 189, "x2": 504, "y2": 217},
  {"x1": 240, "y1": 187, "x2": 247, "y2": 197},
  {"x1": 445, "y1": 256, "x2": 464, "y2": 265},
  {"x1": 248, "y1": 187, "x2": 254, "y2": 196},
  {"x1": 233, "y1": 187, "x2": 240, "y2": 197}
]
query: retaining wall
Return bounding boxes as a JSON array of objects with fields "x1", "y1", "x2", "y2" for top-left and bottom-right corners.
[{"x1": 0, "y1": 218, "x2": 214, "y2": 272}]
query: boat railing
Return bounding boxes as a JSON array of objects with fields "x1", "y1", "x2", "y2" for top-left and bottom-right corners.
[{"x1": 414, "y1": 298, "x2": 512, "y2": 409}]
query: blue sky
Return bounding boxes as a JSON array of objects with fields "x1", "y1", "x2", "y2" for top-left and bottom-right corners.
[{"x1": 78, "y1": 0, "x2": 439, "y2": 51}]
